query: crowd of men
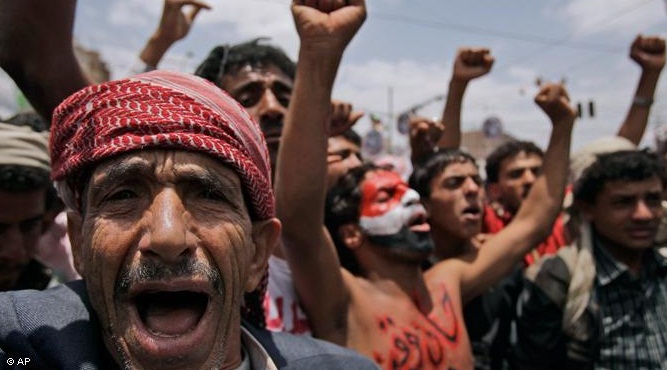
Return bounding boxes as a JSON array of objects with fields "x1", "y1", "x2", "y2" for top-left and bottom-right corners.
[{"x1": 0, "y1": 0, "x2": 666, "y2": 369}]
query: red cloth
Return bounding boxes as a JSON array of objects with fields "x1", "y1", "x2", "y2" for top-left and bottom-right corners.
[
  {"x1": 482, "y1": 204, "x2": 567, "y2": 266},
  {"x1": 51, "y1": 70, "x2": 274, "y2": 220}
]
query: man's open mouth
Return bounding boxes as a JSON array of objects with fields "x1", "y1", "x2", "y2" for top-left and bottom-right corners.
[
  {"x1": 408, "y1": 212, "x2": 430, "y2": 233},
  {"x1": 462, "y1": 205, "x2": 481, "y2": 219},
  {"x1": 134, "y1": 290, "x2": 209, "y2": 337}
]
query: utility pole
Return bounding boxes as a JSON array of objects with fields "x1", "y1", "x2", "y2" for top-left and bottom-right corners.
[{"x1": 387, "y1": 86, "x2": 394, "y2": 154}]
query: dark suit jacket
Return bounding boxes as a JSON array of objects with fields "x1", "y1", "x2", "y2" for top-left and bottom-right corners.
[{"x1": 0, "y1": 280, "x2": 377, "y2": 370}]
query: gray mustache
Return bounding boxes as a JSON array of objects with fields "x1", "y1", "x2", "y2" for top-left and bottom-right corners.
[{"x1": 115, "y1": 258, "x2": 222, "y2": 299}]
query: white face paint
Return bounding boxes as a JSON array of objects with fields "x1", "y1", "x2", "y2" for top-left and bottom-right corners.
[{"x1": 359, "y1": 187, "x2": 425, "y2": 236}]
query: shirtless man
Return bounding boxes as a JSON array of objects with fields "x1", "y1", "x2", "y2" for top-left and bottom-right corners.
[{"x1": 275, "y1": 0, "x2": 576, "y2": 368}]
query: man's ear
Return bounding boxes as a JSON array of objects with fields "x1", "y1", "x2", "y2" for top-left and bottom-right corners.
[
  {"x1": 338, "y1": 223, "x2": 364, "y2": 250},
  {"x1": 66, "y1": 211, "x2": 85, "y2": 277},
  {"x1": 247, "y1": 217, "x2": 281, "y2": 292}
]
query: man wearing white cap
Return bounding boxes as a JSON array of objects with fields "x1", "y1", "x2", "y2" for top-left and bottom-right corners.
[
  {"x1": 0, "y1": 122, "x2": 57, "y2": 291},
  {"x1": 514, "y1": 137, "x2": 667, "y2": 369}
]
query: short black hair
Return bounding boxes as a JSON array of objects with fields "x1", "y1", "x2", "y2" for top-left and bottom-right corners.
[
  {"x1": 409, "y1": 148, "x2": 478, "y2": 199},
  {"x1": 574, "y1": 149, "x2": 667, "y2": 204},
  {"x1": 485, "y1": 140, "x2": 543, "y2": 183},
  {"x1": 194, "y1": 38, "x2": 296, "y2": 87},
  {"x1": 338, "y1": 128, "x2": 362, "y2": 147},
  {"x1": 0, "y1": 164, "x2": 59, "y2": 212}
]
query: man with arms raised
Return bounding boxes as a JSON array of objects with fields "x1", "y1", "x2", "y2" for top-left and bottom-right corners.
[{"x1": 276, "y1": 1, "x2": 576, "y2": 369}]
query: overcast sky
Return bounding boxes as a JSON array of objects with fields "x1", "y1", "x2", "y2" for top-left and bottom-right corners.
[{"x1": 1, "y1": 0, "x2": 666, "y2": 152}]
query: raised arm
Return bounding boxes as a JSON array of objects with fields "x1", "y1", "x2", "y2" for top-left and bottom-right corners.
[
  {"x1": 616, "y1": 35, "x2": 665, "y2": 145},
  {"x1": 457, "y1": 83, "x2": 575, "y2": 303},
  {"x1": 138, "y1": 0, "x2": 210, "y2": 70},
  {"x1": 275, "y1": 0, "x2": 366, "y2": 344},
  {"x1": 409, "y1": 48, "x2": 493, "y2": 163},
  {"x1": 436, "y1": 48, "x2": 494, "y2": 149},
  {"x1": 0, "y1": 0, "x2": 90, "y2": 120}
]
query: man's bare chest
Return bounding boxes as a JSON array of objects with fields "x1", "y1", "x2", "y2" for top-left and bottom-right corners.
[{"x1": 349, "y1": 283, "x2": 473, "y2": 370}]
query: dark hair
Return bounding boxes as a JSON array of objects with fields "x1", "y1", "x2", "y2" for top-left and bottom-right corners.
[
  {"x1": 338, "y1": 128, "x2": 362, "y2": 147},
  {"x1": 0, "y1": 165, "x2": 50, "y2": 192},
  {"x1": 324, "y1": 163, "x2": 381, "y2": 275},
  {"x1": 409, "y1": 148, "x2": 478, "y2": 199},
  {"x1": 194, "y1": 38, "x2": 296, "y2": 87},
  {"x1": 485, "y1": 140, "x2": 544, "y2": 183},
  {"x1": 5, "y1": 111, "x2": 49, "y2": 131},
  {"x1": 0, "y1": 165, "x2": 61, "y2": 212},
  {"x1": 574, "y1": 149, "x2": 667, "y2": 204}
]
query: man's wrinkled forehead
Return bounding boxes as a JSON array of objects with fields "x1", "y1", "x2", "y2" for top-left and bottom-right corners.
[
  {"x1": 220, "y1": 62, "x2": 294, "y2": 89},
  {"x1": 86, "y1": 150, "x2": 244, "y2": 207}
]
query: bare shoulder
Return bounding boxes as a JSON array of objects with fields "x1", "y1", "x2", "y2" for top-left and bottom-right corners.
[{"x1": 424, "y1": 256, "x2": 467, "y2": 285}]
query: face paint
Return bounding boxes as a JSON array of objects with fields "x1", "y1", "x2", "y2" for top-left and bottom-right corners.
[
  {"x1": 359, "y1": 170, "x2": 434, "y2": 254},
  {"x1": 365, "y1": 225, "x2": 434, "y2": 255}
]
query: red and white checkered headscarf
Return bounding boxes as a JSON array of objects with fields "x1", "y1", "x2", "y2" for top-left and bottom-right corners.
[{"x1": 51, "y1": 70, "x2": 274, "y2": 220}]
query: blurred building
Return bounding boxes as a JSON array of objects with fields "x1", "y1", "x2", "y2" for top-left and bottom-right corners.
[
  {"x1": 461, "y1": 116, "x2": 517, "y2": 160},
  {"x1": 460, "y1": 116, "x2": 517, "y2": 178}
]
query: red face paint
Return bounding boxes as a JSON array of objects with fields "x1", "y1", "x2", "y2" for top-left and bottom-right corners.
[{"x1": 360, "y1": 170, "x2": 408, "y2": 218}]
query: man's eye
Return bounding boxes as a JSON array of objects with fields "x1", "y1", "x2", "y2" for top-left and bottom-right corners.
[
  {"x1": 646, "y1": 194, "x2": 662, "y2": 207},
  {"x1": 277, "y1": 95, "x2": 290, "y2": 108},
  {"x1": 107, "y1": 189, "x2": 136, "y2": 201},
  {"x1": 237, "y1": 93, "x2": 261, "y2": 108},
  {"x1": 376, "y1": 190, "x2": 391, "y2": 202},
  {"x1": 19, "y1": 218, "x2": 42, "y2": 234},
  {"x1": 200, "y1": 189, "x2": 228, "y2": 202},
  {"x1": 613, "y1": 198, "x2": 635, "y2": 207},
  {"x1": 508, "y1": 170, "x2": 523, "y2": 179},
  {"x1": 444, "y1": 177, "x2": 465, "y2": 189}
]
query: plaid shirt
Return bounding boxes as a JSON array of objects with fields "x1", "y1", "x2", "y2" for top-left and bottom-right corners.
[{"x1": 594, "y1": 242, "x2": 667, "y2": 370}]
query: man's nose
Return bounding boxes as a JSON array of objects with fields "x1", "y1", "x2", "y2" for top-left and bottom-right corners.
[
  {"x1": 402, "y1": 188, "x2": 421, "y2": 207},
  {"x1": 521, "y1": 169, "x2": 536, "y2": 184},
  {"x1": 633, "y1": 200, "x2": 655, "y2": 221},
  {"x1": 140, "y1": 189, "x2": 194, "y2": 262},
  {"x1": 345, "y1": 152, "x2": 363, "y2": 170},
  {"x1": 463, "y1": 177, "x2": 481, "y2": 194},
  {"x1": 257, "y1": 89, "x2": 286, "y2": 126},
  {"x1": 0, "y1": 226, "x2": 30, "y2": 262}
]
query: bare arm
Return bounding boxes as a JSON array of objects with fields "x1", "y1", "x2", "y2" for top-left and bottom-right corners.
[
  {"x1": 0, "y1": 0, "x2": 90, "y2": 120},
  {"x1": 275, "y1": 0, "x2": 366, "y2": 344},
  {"x1": 436, "y1": 48, "x2": 494, "y2": 149},
  {"x1": 138, "y1": 0, "x2": 210, "y2": 69},
  {"x1": 456, "y1": 83, "x2": 575, "y2": 303},
  {"x1": 409, "y1": 48, "x2": 493, "y2": 163},
  {"x1": 616, "y1": 35, "x2": 665, "y2": 145}
]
